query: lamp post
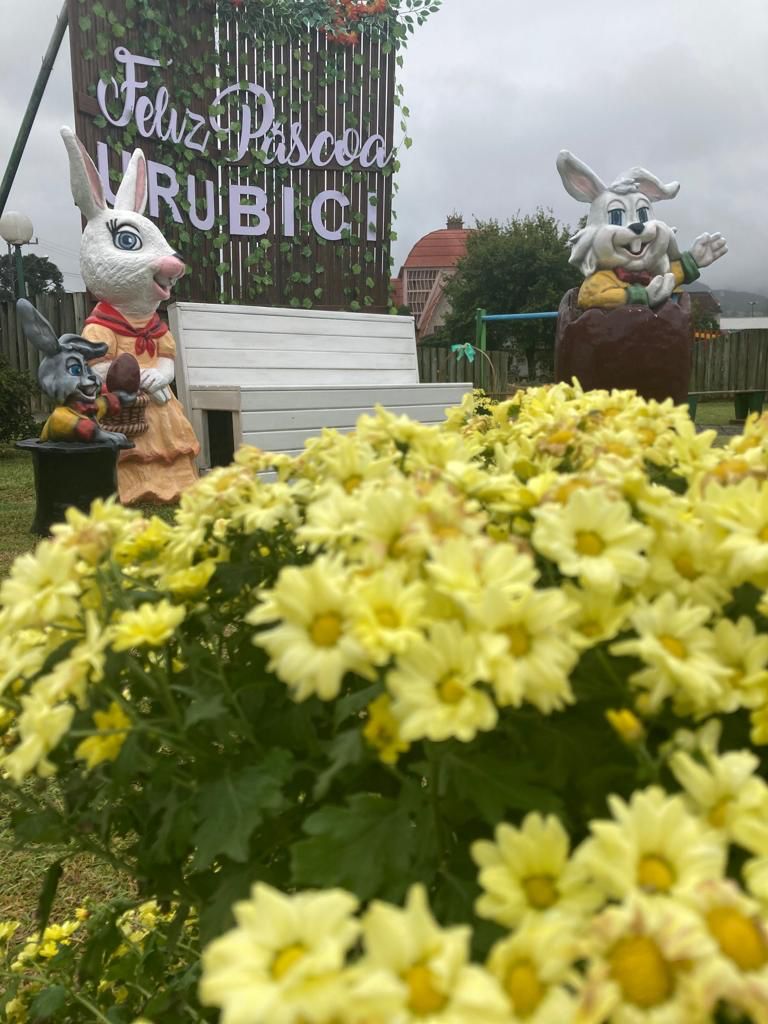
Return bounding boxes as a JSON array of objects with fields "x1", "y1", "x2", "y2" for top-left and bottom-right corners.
[{"x1": 0, "y1": 211, "x2": 34, "y2": 299}]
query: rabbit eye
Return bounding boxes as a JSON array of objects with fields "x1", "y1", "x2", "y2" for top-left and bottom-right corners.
[
  {"x1": 114, "y1": 228, "x2": 143, "y2": 251},
  {"x1": 637, "y1": 207, "x2": 650, "y2": 223},
  {"x1": 66, "y1": 359, "x2": 83, "y2": 377},
  {"x1": 608, "y1": 209, "x2": 624, "y2": 226}
]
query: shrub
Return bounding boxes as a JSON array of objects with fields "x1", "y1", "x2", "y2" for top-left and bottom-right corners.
[
  {"x1": 0, "y1": 357, "x2": 38, "y2": 445},
  {"x1": 1, "y1": 383, "x2": 768, "y2": 1022}
]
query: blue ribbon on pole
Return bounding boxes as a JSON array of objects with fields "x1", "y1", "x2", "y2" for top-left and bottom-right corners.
[{"x1": 451, "y1": 342, "x2": 476, "y2": 363}]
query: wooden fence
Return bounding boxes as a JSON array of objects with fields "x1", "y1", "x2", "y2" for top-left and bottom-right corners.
[
  {"x1": 418, "y1": 331, "x2": 768, "y2": 397},
  {"x1": 689, "y1": 331, "x2": 768, "y2": 393}
]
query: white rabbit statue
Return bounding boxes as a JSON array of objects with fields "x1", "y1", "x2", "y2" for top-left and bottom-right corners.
[
  {"x1": 61, "y1": 126, "x2": 199, "y2": 505},
  {"x1": 556, "y1": 151, "x2": 727, "y2": 311}
]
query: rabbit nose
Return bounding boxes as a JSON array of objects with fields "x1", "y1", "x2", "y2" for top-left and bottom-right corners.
[
  {"x1": 155, "y1": 255, "x2": 186, "y2": 279},
  {"x1": 628, "y1": 222, "x2": 645, "y2": 235}
]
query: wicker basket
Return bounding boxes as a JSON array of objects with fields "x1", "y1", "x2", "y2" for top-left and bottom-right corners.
[{"x1": 101, "y1": 392, "x2": 150, "y2": 437}]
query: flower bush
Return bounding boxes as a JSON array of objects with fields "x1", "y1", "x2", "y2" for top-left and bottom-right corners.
[{"x1": 2, "y1": 382, "x2": 768, "y2": 1021}]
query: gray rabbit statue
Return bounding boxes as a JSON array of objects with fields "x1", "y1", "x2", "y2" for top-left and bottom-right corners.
[{"x1": 17, "y1": 299, "x2": 136, "y2": 448}]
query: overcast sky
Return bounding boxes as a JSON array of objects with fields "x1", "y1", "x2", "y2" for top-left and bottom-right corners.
[{"x1": 2, "y1": 0, "x2": 767, "y2": 295}]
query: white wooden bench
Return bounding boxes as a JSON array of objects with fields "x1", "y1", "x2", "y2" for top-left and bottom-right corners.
[{"x1": 169, "y1": 302, "x2": 472, "y2": 467}]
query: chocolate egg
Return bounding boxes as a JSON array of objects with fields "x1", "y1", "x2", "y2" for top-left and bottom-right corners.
[{"x1": 106, "y1": 352, "x2": 141, "y2": 394}]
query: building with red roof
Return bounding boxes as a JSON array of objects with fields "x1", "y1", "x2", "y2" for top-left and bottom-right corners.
[{"x1": 392, "y1": 214, "x2": 472, "y2": 340}]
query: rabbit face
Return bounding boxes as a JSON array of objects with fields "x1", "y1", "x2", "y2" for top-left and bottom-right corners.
[
  {"x1": 39, "y1": 347, "x2": 105, "y2": 407},
  {"x1": 62, "y1": 128, "x2": 186, "y2": 322},
  {"x1": 81, "y1": 212, "x2": 185, "y2": 320},
  {"x1": 17, "y1": 299, "x2": 110, "y2": 406},
  {"x1": 557, "y1": 151, "x2": 680, "y2": 279},
  {"x1": 577, "y1": 191, "x2": 675, "y2": 276}
]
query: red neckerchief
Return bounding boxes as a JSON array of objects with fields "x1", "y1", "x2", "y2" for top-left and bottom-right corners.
[
  {"x1": 84, "y1": 301, "x2": 169, "y2": 358},
  {"x1": 614, "y1": 267, "x2": 653, "y2": 287}
]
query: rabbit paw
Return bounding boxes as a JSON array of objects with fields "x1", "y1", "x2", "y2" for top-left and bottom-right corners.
[
  {"x1": 690, "y1": 232, "x2": 728, "y2": 268},
  {"x1": 95, "y1": 427, "x2": 130, "y2": 448},
  {"x1": 645, "y1": 272, "x2": 677, "y2": 308},
  {"x1": 140, "y1": 368, "x2": 170, "y2": 392}
]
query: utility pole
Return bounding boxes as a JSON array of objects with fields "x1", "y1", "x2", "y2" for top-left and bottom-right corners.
[{"x1": 0, "y1": 2, "x2": 69, "y2": 218}]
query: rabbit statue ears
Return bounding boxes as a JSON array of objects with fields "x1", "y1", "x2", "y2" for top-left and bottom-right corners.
[
  {"x1": 557, "y1": 150, "x2": 680, "y2": 204},
  {"x1": 61, "y1": 126, "x2": 148, "y2": 220},
  {"x1": 17, "y1": 299, "x2": 108, "y2": 362}
]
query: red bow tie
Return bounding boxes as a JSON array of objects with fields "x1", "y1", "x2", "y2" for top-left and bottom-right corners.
[{"x1": 615, "y1": 267, "x2": 653, "y2": 286}]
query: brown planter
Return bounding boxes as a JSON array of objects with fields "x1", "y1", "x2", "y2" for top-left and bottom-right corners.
[{"x1": 554, "y1": 289, "x2": 693, "y2": 404}]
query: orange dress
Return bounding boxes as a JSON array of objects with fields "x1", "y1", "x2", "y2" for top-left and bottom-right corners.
[{"x1": 82, "y1": 315, "x2": 199, "y2": 505}]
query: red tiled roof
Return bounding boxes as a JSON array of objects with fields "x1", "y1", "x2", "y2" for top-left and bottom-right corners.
[{"x1": 403, "y1": 229, "x2": 471, "y2": 270}]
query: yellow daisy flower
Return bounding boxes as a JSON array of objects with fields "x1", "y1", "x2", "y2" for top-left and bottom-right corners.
[
  {"x1": 610, "y1": 593, "x2": 731, "y2": 715},
  {"x1": 360, "y1": 884, "x2": 510, "y2": 1023},
  {"x1": 575, "y1": 787, "x2": 726, "y2": 902},
  {"x1": 669, "y1": 730, "x2": 768, "y2": 855},
  {"x1": 248, "y1": 557, "x2": 373, "y2": 702},
  {"x1": 563, "y1": 583, "x2": 632, "y2": 649},
  {"x1": 386, "y1": 622, "x2": 497, "y2": 743},
  {"x1": 200, "y1": 883, "x2": 360, "y2": 1024},
  {"x1": 699, "y1": 476, "x2": 768, "y2": 585},
  {"x1": 350, "y1": 567, "x2": 428, "y2": 665},
  {"x1": 711, "y1": 615, "x2": 768, "y2": 711},
  {"x1": 486, "y1": 916, "x2": 581, "y2": 1023},
  {"x1": 112, "y1": 600, "x2": 186, "y2": 652},
  {"x1": 531, "y1": 488, "x2": 651, "y2": 594},
  {"x1": 0, "y1": 540, "x2": 81, "y2": 630},
  {"x1": 75, "y1": 702, "x2": 132, "y2": 771},
  {"x1": 643, "y1": 521, "x2": 730, "y2": 611},
  {"x1": 471, "y1": 813, "x2": 602, "y2": 928},
  {"x1": 425, "y1": 536, "x2": 538, "y2": 624},
  {"x1": 684, "y1": 879, "x2": 768, "y2": 1021},
  {"x1": 2, "y1": 690, "x2": 75, "y2": 782},
  {"x1": 577, "y1": 896, "x2": 719, "y2": 1023},
  {"x1": 478, "y1": 589, "x2": 578, "y2": 712},
  {"x1": 362, "y1": 694, "x2": 410, "y2": 765}
]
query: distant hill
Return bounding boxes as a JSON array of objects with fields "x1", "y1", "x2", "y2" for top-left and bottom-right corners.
[
  {"x1": 712, "y1": 289, "x2": 768, "y2": 317},
  {"x1": 683, "y1": 284, "x2": 768, "y2": 317}
]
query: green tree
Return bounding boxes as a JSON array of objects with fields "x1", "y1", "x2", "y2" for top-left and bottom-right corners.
[
  {"x1": 0, "y1": 253, "x2": 64, "y2": 301},
  {"x1": 441, "y1": 210, "x2": 581, "y2": 371}
]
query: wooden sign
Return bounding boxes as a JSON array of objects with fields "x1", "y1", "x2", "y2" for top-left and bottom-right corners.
[{"x1": 67, "y1": 0, "x2": 397, "y2": 311}]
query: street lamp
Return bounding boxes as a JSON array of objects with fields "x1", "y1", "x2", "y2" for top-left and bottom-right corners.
[{"x1": 0, "y1": 211, "x2": 34, "y2": 299}]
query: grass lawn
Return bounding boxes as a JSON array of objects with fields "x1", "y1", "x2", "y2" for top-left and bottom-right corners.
[
  {"x1": 693, "y1": 399, "x2": 742, "y2": 426},
  {"x1": 0, "y1": 448, "x2": 36, "y2": 577},
  {"x1": 0, "y1": 791, "x2": 134, "y2": 934}
]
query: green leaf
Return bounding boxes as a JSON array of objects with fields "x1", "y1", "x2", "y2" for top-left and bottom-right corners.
[
  {"x1": 29, "y1": 985, "x2": 68, "y2": 1019},
  {"x1": 440, "y1": 746, "x2": 564, "y2": 823},
  {"x1": 184, "y1": 692, "x2": 228, "y2": 728},
  {"x1": 36, "y1": 859, "x2": 64, "y2": 936},
  {"x1": 190, "y1": 751, "x2": 293, "y2": 871},
  {"x1": 313, "y1": 730, "x2": 365, "y2": 800},
  {"x1": 78, "y1": 14, "x2": 91, "y2": 31},
  {"x1": 12, "y1": 808, "x2": 65, "y2": 845},
  {"x1": 292, "y1": 794, "x2": 414, "y2": 900}
]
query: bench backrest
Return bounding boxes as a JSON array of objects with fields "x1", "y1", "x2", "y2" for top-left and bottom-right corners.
[{"x1": 169, "y1": 301, "x2": 419, "y2": 414}]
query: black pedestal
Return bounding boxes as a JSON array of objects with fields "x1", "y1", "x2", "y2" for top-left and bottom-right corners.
[{"x1": 15, "y1": 438, "x2": 134, "y2": 536}]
